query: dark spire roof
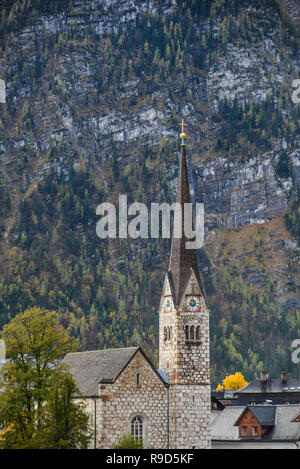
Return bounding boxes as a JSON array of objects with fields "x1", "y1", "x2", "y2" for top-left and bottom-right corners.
[{"x1": 168, "y1": 143, "x2": 205, "y2": 307}]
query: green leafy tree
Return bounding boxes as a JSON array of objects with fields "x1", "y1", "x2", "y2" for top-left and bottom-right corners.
[
  {"x1": 113, "y1": 433, "x2": 144, "y2": 449},
  {"x1": 40, "y1": 372, "x2": 92, "y2": 449},
  {"x1": 0, "y1": 307, "x2": 91, "y2": 449}
]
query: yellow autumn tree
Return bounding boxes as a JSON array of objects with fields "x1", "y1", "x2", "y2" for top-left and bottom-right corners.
[{"x1": 216, "y1": 372, "x2": 248, "y2": 391}]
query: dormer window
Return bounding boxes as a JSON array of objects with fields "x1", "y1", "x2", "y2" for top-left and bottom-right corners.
[{"x1": 235, "y1": 406, "x2": 275, "y2": 439}]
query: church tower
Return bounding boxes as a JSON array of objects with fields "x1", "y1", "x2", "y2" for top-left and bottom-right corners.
[{"x1": 159, "y1": 122, "x2": 211, "y2": 449}]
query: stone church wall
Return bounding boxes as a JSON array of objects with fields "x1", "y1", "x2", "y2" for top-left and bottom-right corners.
[
  {"x1": 169, "y1": 384, "x2": 211, "y2": 449},
  {"x1": 77, "y1": 397, "x2": 103, "y2": 449},
  {"x1": 95, "y1": 350, "x2": 168, "y2": 449}
]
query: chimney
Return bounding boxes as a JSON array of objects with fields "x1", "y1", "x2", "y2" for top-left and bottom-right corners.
[
  {"x1": 281, "y1": 371, "x2": 287, "y2": 384},
  {"x1": 260, "y1": 371, "x2": 268, "y2": 383}
]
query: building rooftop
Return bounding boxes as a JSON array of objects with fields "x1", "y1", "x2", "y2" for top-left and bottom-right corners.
[
  {"x1": 212, "y1": 405, "x2": 300, "y2": 442},
  {"x1": 235, "y1": 405, "x2": 276, "y2": 427},
  {"x1": 168, "y1": 143, "x2": 206, "y2": 307},
  {"x1": 237, "y1": 378, "x2": 300, "y2": 394},
  {"x1": 62, "y1": 346, "x2": 140, "y2": 396},
  {"x1": 62, "y1": 346, "x2": 168, "y2": 396}
]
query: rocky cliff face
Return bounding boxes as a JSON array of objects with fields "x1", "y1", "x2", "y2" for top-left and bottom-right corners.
[
  {"x1": 195, "y1": 145, "x2": 300, "y2": 309},
  {"x1": 283, "y1": 0, "x2": 300, "y2": 20},
  {"x1": 0, "y1": 0, "x2": 299, "y2": 381}
]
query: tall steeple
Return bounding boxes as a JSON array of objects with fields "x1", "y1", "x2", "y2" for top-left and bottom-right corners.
[
  {"x1": 168, "y1": 122, "x2": 205, "y2": 308},
  {"x1": 158, "y1": 121, "x2": 211, "y2": 449}
]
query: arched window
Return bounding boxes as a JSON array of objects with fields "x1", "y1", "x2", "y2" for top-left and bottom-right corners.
[
  {"x1": 164, "y1": 326, "x2": 172, "y2": 342},
  {"x1": 185, "y1": 324, "x2": 201, "y2": 344},
  {"x1": 131, "y1": 416, "x2": 144, "y2": 442}
]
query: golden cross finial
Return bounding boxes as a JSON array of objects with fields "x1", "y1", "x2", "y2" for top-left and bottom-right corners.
[
  {"x1": 179, "y1": 119, "x2": 187, "y2": 134},
  {"x1": 179, "y1": 119, "x2": 187, "y2": 144}
]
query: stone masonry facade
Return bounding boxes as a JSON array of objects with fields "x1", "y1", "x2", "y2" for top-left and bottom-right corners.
[
  {"x1": 159, "y1": 272, "x2": 210, "y2": 383},
  {"x1": 86, "y1": 351, "x2": 169, "y2": 449},
  {"x1": 159, "y1": 270, "x2": 211, "y2": 449},
  {"x1": 169, "y1": 385, "x2": 211, "y2": 449}
]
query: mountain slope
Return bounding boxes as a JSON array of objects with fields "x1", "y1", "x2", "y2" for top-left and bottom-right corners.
[{"x1": 0, "y1": 0, "x2": 299, "y2": 384}]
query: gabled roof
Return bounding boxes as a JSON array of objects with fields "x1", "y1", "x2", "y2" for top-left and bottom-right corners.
[
  {"x1": 168, "y1": 144, "x2": 206, "y2": 307},
  {"x1": 157, "y1": 369, "x2": 169, "y2": 384},
  {"x1": 62, "y1": 346, "x2": 168, "y2": 397},
  {"x1": 211, "y1": 407, "x2": 243, "y2": 441},
  {"x1": 62, "y1": 346, "x2": 139, "y2": 396},
  {"x1": 235, "y1": 405, "x2": 276, "y2": 427},
  {"x1": 236, "y1": 378, "x2": 300, "y2": 394},
  {"x1": 212, "y1": 405, "x2": 300, "y2": 442},
  {"x1": 271, "y1": 406, "x2": 300, "y2": 440}
]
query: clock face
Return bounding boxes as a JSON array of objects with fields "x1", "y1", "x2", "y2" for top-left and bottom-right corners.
[
  {"x1": 165, "y1": 297, "x2": 172, "y2": 312},
  {"x1": 186, "y1": 296, "x2": 200, "y2": 312}
]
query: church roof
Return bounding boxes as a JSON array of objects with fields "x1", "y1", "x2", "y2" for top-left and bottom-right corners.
[
  {"x1": 62, "y1": 346, "x2": 168, "y2": 396},
  {"x1": 157, "y1": 368, "x2": 169, "y2": 384},
  {"x1": 62, "y1": 346, "x2": 140, "y2": 396},
  {"x1": 168, "y1": 143, "x2": 206, "y2": 307}
]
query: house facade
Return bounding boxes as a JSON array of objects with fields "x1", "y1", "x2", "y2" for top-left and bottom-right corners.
[{"x1": 212, "y1": 405, "x2": 300, "y2": 449}]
